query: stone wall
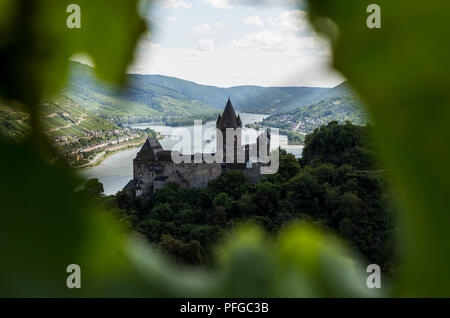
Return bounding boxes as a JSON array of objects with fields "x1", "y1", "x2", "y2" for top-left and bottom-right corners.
[
  {"x1": 133, "y1": 160, "x2": 163, "y2": 194},
  {"x1": 161, "y1": 162, "x2": 222, "y2": 189},
  {"x1": 132, "y1": 156, "x2": 263, "y2": 196}
]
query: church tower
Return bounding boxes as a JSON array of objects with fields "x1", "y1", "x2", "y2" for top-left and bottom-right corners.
[{"x1": 216, "y1": 98, "x2": 242, "y2": 164}]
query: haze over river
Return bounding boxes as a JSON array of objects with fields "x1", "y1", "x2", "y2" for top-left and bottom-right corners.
[{"x1": 79, "y1": 113, "x2": 303, "y2": 195}]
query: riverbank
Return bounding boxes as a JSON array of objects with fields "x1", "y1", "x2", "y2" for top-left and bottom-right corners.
[{"x1": 75, "y1": 137, "x2": 147, "y2": 170}]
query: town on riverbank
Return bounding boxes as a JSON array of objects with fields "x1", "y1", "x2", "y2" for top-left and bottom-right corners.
[{"x1": 55, "y1": 126, "x2": 158, "y2": 168}]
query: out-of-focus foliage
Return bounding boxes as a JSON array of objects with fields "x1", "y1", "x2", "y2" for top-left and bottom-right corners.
[
  {"x1": 1, "y1": 0, "x2": 447, "y2": 298},
  {"x1": 307, "y1": 0, "x2": 450, "y2": 296},
  {"x1": 0, "y1": 0, "x2": 149, "y2": 296},
  {"x1": 0, "y1": 142, "x2": 145, "y2": 296},
  {"x1": 0, "y1": 0, "x2": 145, "y2": 106},
  {"x1": 128, "y1": 223, "x2": 380, "y2": 297}
]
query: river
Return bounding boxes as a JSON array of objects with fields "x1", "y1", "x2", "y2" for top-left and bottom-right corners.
[{"x1": 79, "y1": 113, "x2": 303, "y2": 195}]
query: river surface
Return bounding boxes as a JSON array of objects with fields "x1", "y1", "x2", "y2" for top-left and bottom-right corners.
[{"x1": 79, "y1": 113, "x2": 303, "y2": 195}]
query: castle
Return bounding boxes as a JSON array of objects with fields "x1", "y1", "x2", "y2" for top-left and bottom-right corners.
[{"x1": 124, "y1": 99, "x2": 271, "y2": 197}]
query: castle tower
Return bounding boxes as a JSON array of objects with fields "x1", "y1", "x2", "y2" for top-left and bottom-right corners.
[
  {"x1": 216, "y1": 98, "x2": 242, "y2": 164},
  {"x1": 132, "y1": 137, "x2": 164, "y2": 193}
]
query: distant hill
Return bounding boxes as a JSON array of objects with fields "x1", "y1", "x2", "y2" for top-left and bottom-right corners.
[
  {"x1": 68, "y1": 62, "x2": 366, "y2": 117},
  {"x1": 0, "y1": 94, "x2": 118, "y2": 140},
  {"x1": 1, "y1": 62, "x2": 366, "y2": 142},
  {"x1": 257, "y1": 82, "x2": 369, "y2": 138},
  {"x1": 62, "y1": 62, "x2": 221, "y2": 123},
  {"x1": 132, "y1": 71, "x2": 329, "y2": 114},
  {"x1": 267, "y1": 81, "x2": 357, "y2": 113},
  {"x1": 64, "y1": 62, "x2": 364, "y2": 120}
]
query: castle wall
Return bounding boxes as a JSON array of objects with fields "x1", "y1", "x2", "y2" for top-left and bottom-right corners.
[
  {"x1": 133, "y1": 156, "x2": 265, "y2": 195},
  {"x1": 161, "y1": 162, "x2": 222, "y2": 189},
  {"x1": 133, "y1": 159, "x2": 162, "y2": 194}
]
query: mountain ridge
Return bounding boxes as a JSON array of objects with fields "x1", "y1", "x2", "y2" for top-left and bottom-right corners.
[
  {"x1": 1, "y1": 61, "x2": 364, "y2": 145},
  {"x1": 70, "y1": 61, "x2": 345, "y2": 116}
]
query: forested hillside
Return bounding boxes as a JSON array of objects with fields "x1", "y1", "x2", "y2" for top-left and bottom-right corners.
[
  {"x1": 247, "y1": 82, "x2": 368, "y2": 143},
  {"x1": 259, "y1": 92, "x2": 368, "y2": 136},
  {"x1": 0, "y1": 96, "x2": 117, "y2": 141},
  {"x1": 63, "y1": 62, "x2": 221, "y2": 124}
]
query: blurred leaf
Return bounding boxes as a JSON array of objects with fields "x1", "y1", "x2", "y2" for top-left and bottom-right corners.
[
  {"x1": 0, "y1": 0, "x2": 146, "y2": 106},
  {"x1": 0, "y1": 140, "x2": 125, "y2": 296},
  {"x1": 307, "y1": 0, "x2": 450, "y2": 296},
  {"x1": 0, "y1": 0, "x2": 147, "y2": 297},
  {"x1": 210, "y1": 223, "x2": 381, "y2": 297},
  {"x1": 4, "y1": 0, "x2": 447, "y2": 298}
]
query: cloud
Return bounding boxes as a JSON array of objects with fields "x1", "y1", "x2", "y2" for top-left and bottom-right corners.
[
  {"x1": 204, "y1": 0, "x2": 233, "y2": 9},
  {"x1": 244, "y1": 16, "x2": 264, "y2": 27},
  {"x1": 164, "y1": 15, "x2": 177, "y2": 22},
  {"x1": 230, "y1": 0, "x2": 299, "y2": 6},
  {"x1": 236, "y1": 10, "x2": 323, "y2": 57},
  {"x1": 197, "y1": 38, "x2": 215, "y2": 51},
  {"x1": 268, "y1": 10, "x2": 309, "y2": 32},
  {"x1": 193, "y1": 23, "x2": 212, "y2": 34},
  {"x1": 130, "y1": 45, "x2": 343, "y2": 88},
  {"x1": 162, "y1": 0, "x2": 192, "y2": 9},
  {"x1": 233, "y1": 30, "x2": 287, "y2": 50},
  {"x1": 213, "y1": 22, "x2": 227, "y2": 29},
  {"x1": 140, "y1": 41, "x2": 163, "y2": 50},
  {"x1": 132, "y1": 0, "x2": 342, "y2": 87},
  {"x1": 232, "y1": 29, "x2": 327, "y2": 57},
  {"x1": 184, "y1": 50, "x2": 203, "y2": 57},
  {"x1": 193, "y1": 22, "x2": 226, "y2": 34},
  {"x1": 149, "y1": 42, "x2": 163, "y2": 50}
]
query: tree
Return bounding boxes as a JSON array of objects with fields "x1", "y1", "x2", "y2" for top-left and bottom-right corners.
[
  {"x1": 278, "y1": 149, "x2": 301, "y2": 180},
  {"x1": 213, "y1": 192, "x2": 233, "y2": 212},
  {"x1": 311, "y1": 163, "x2": 337, "y2": 185},
  {"x1": 336, "y1": 192, "x2": 363, "y2": 220},
  {"x1": 208, "y1": 171, "x2": 249, "y2": 200},
  {"x1": 286, "y1": 172, "x2": 323, "y2": 217},
  {"x1": 211, "y1": 206, "x2": 227, "y2": 226},
  {"x1": 255, "y1": 182, "x2": 282, "y2": 216},
  {"x1": 116, "y1": 189, "x2": 133, "y2": 211},
  {"x1": 237, "y1": 193, "x2": 257, "y2": 217},
  {"x1": 176, "y1": 208, "x2": 197, "y2": 225},
  {"x1": 83, "y1": 178, "x2": 104, "y2": 196},
  {"x1": 151, "y1": 203, "x2": 175, "y2": 222},
  {"x1": 301, "y1": 121, "x2": 377, "y2": 169},
  {"x1": 158, "y1": 234, "x2": 204, "y2": 265}
]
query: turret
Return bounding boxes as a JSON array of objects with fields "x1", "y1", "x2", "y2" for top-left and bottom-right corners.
[
  {"x1": 216, "y1": 98, "x2": 242, "y2": 163},
  {"x1": 216, "y1": 98, "x2": 242, "y2": 130}
]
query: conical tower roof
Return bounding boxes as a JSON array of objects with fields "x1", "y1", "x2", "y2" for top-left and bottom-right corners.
[
  {"x1": 217, "y1": 98, "x2": 242, "y2": 129},
  {"x1": 135, "y1": 137, "x2": 163, "y2": 161}
]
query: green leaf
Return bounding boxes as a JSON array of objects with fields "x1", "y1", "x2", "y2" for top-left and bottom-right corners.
[
  {"x1": 307, "y1": 0, "x2": 450, "y2": 296},
  {"x1": 0, "y1": 0, "x2": 146, "y2": 106}
]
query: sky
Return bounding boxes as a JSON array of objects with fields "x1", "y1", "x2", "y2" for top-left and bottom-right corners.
[{"x1": 129, "y1": 0, "x2": 345, "y2": 88}]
